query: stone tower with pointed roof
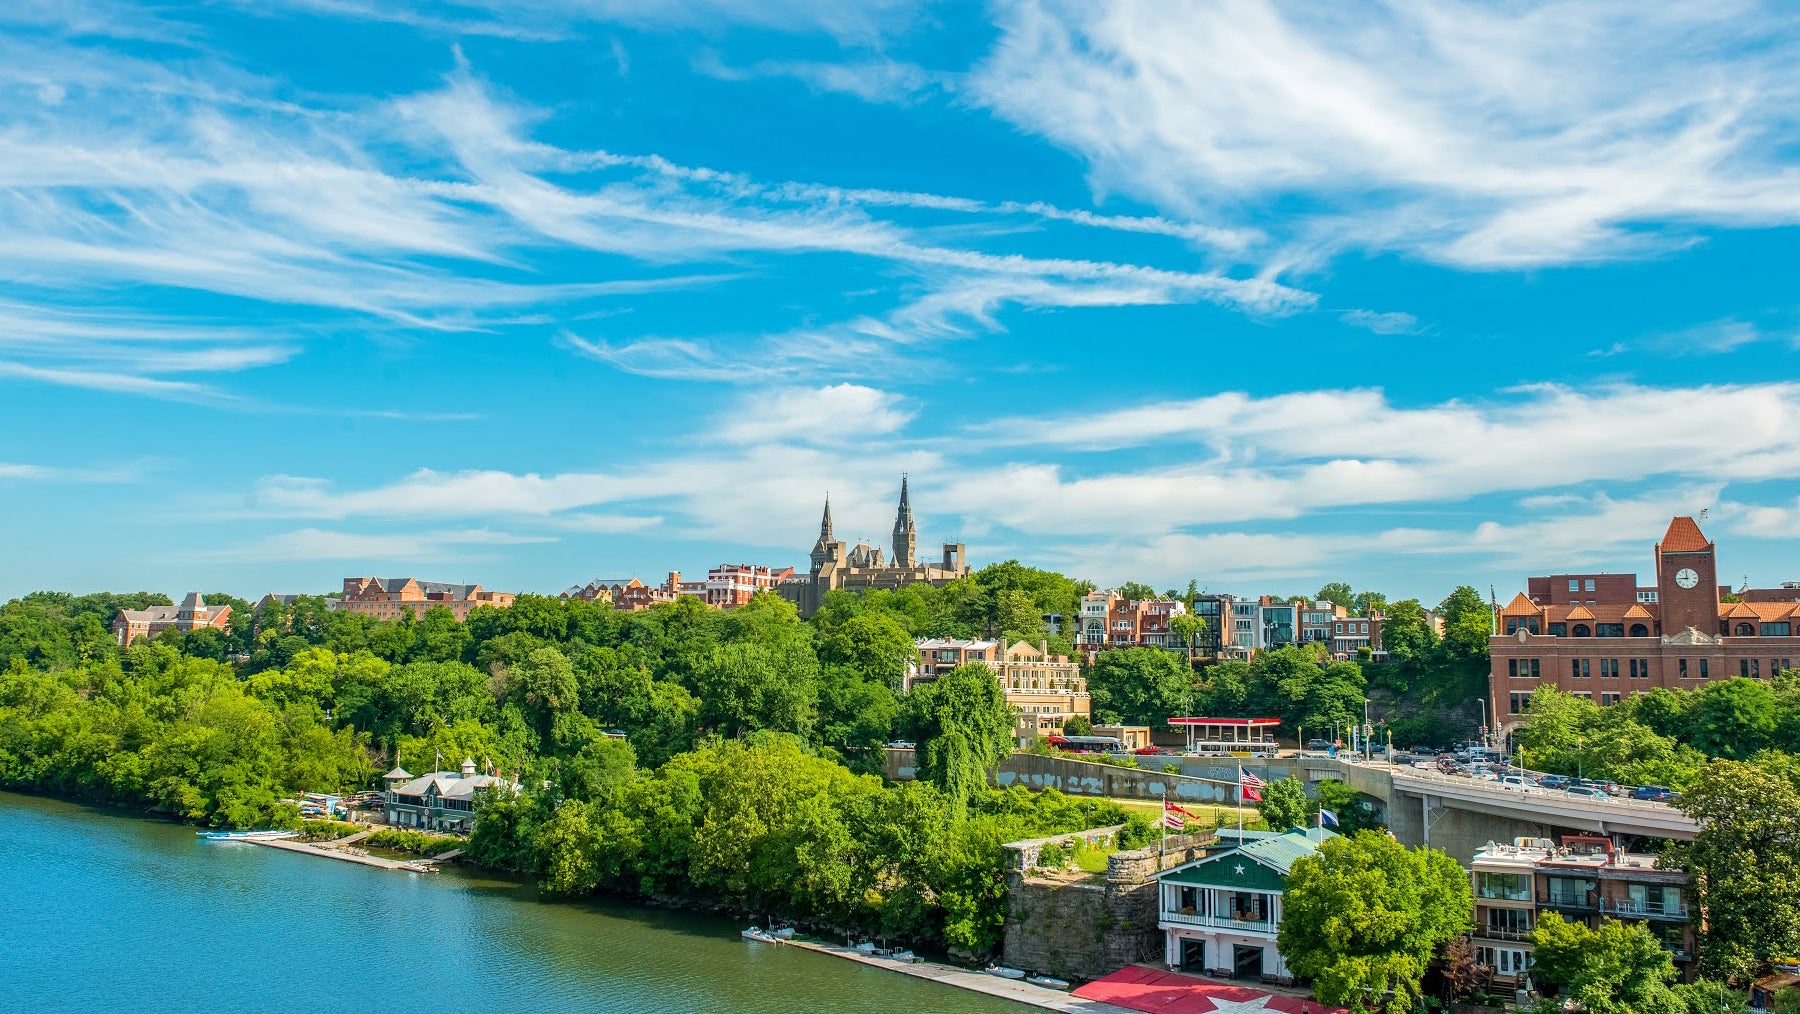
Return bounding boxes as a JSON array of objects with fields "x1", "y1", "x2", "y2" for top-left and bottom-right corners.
[
  {"x1": 777, "y1": 478, "x2": 970, "y2": 617},
  {"x1": 892, "y1": 478, "x2": 917, "y2": 568}
]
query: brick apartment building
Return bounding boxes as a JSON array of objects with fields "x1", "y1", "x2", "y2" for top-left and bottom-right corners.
[
  {"x1": 705, "y1": 564, "x2": 795, "y2": 608},
  {"x1": 1471, "y1": 835, "x2": 1692, "y2": 989},
  {"x1": 113, "y1": 592, "x2": 232, "y2": 646},
  {"x1": 338, "y1": 577, "x2": 516, "y2": 621},
  {"x1": 1490, "y1": 516, "x2": 1800, "y2": 733}
]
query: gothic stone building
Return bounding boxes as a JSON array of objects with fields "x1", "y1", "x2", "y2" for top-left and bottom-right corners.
[
  {"x1": 1490, "y1": 516, "x2": 1800, "y2": 734},
  {"x1": 777, "y1": 479, "x2": 971, "y2": 617}
]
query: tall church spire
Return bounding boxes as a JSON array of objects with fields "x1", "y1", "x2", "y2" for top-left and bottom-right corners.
[
  {"x1": 891, "y1": 476, "x2": 916, "y2": 568},
  {"x1": 820, "y1": 494, "x2": 834, "y2": 541},
  {"x1": 810, "y1": 495, "x2": 837, "y2": 574}
]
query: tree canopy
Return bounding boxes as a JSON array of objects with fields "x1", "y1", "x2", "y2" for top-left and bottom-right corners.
[{"x1": 1279, "y1": 831, "x2": 1472, "y2": 1014}]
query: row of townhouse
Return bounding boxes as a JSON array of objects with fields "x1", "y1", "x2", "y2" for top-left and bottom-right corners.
[
  {"x1": 561, "y1": 564, "x2": 795, "y2": 611},
  {"x1": 1154, "y1": 828, "x2": 1693, "y2": 993},
  {"x1": 1190, "y1": 594, "x2": 1414, "y2": 659},
  {"x1": 1077, "y1": 589, "x2": 1187, "y2": 654}
]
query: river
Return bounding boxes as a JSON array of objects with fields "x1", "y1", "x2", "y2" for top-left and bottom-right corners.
[{"x1": 0, "y1": 792, "x2": 1029, "y2": 1014}]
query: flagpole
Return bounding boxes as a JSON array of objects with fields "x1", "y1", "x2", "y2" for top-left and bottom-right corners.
[{"x1": 1160, "y1": 788, "x2": 1167, "y2": 871}]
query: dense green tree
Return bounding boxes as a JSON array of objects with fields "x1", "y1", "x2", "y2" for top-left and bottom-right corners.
[
  {"x1": 1436, "y1": 586, "x2": 1491, "y2": 661},
  {"x1": 1312, "y1": 779, "x2": 1378, "y2": 834},
  {"x1": 1673, "y1": 758, "x2": 1800, "y2": 981},
  {"x1": 900, "y1": 663, "x2": 1014, "y2": 807},
  {"x1": 1529, "y1": 913, "x2": 1684, "y2": 1014},
  {"x1": 1256, "y1": 776, "x2": 1310, "y2": 831},
  {"x1": 1379, "y1": 599, "x2": 1437, "y2": 662},
  {"x1": 817, "y1": 611, "x2": 916, "y2": 691},
  {"x1": 1315, "y1": 582, "x2": 1354, "y2": 611},
  {"x1": 1115, "y1": 581, "x2": 1159, "y2": 602},
  {"x1": 1088, "y1": 647, "x2": 1190, "y2": 726},
  {"x1": 690, "y1": 641, "x2": 819, "y2": 740},
  {"x1": 1684, "y1": 678, "x2": 1777, "y2": 760},
  {"x1": 1352, "y1": 590, "x2": 1387, "y2": 618},
  {"x1": 1279, "y1": 831, "x2": 1472, "y2": 1014},
  {"x1": 1060, "y1": 714, "x2": 1093, "y2": 737}
]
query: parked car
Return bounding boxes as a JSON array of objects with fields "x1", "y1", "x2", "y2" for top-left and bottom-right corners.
[
  {"x1": 885, "y1": 740, "x2": 915, "y2": 749},
  {"x1": 1632, "y1": 785, "x2": 1676, "y2": 801},
  {"x1": 1564, "y1": 785, "x2": 1610, "y2": 800},
  {"x1": 1500, "y1": 775, "x2": 1536, "y2": 788},
  {"x1": 1306, "y1": 739, "x2": 1331, "y2": 751},
  {"x1": 1537, "y1": 774, "x2": 1571, "y2": 790}
]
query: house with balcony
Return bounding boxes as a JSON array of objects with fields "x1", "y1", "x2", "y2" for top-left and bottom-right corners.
[
  {"x1": 1470, "y1": 835, "x2": 1693, "y2": 990},
  {"x1": 382, "y1": 759, "x2": 521, "y2": 835},
  {"x1": 1156, "y1": 827, "x2": 1337, "y2": 981}
]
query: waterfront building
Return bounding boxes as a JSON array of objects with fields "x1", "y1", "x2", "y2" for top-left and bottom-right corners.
[
  {"x1": 777, "y1": 480, "x2": 972, "y2": 617},
  {"x1": 1156, "y1": 827, "x2": 1338, "y2": 980},
  {"x1": 382, "y1": 759, "x2": 521, "y2": 835},
  {"x1": 338, "y1": 577, "x2": 514, "y2": 621},
  {"x1": 1470, "y1": 835, "x2": 1693, "y2": 988},
  {"x1": 1490, "y1": 516, "x2": 1800, "y2": 734},
  {"x1": 907, "y1": 636, "x2": 1090, "y2": 747},
  {"x1": 112, "y1": 592, "x2": 232, "y2": 646}
]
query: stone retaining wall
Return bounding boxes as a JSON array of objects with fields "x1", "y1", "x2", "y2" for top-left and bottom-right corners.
[{"x1": 1000, "y1": 831, "x2": 1215, "y2": 982}]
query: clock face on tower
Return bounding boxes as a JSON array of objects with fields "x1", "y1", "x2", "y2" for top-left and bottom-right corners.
[{"x1": 1675, "y1": 568, "x2": 1699, "y2": 589}]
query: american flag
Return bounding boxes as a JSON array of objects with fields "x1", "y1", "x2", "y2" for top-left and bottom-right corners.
[{"x1": 1239, "y1": 766, "x2": 1265, "y2": 803}]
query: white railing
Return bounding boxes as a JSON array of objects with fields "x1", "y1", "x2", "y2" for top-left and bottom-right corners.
[{"x1": 1160, "y1": 911, "x2": 1276, "y2": 934}]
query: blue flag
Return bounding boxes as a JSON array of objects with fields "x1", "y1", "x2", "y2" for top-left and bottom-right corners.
[{"x1": 1319, "y1": 808, "x2": 1340, "y2": 829}]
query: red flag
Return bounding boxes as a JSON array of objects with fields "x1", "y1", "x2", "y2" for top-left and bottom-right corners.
[
  {"x1": 1162, "y1": 800, "x2": 1188, "y2": 830},
  {"x1": 1239, "y1": 766, "x2": 1265, "y2": 803}
]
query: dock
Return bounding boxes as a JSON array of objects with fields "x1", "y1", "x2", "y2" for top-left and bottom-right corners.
[
  {"x1": 781, "y1": 939, "x2": 1134, "y2": 1013},
  {"x1": 246, "y1": 837, "x2": 435, "y2": 872}
]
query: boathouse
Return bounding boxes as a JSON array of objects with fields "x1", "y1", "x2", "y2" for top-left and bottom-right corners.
[{"x1": 382, "y1": 759, "x2": 519, "y2": 834}]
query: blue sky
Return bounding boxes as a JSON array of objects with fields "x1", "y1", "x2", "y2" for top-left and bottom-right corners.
[{"x1": 4, "y1": 0, "x2": 1800, "y2": 604}]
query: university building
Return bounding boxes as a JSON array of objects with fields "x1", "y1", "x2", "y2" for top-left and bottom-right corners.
[
  {"x1": 338, "y1": 577, "x2": 516, "y2": 621},
  {"x1": 777, "y1": 479, "x2": 971, "y2": 617},
  {"x1": 112, "y1": 592, "x2": 232, "y2": 646},
  {"x1": 1490, "y1": 516, "x2": 1800, "y2": 733}
]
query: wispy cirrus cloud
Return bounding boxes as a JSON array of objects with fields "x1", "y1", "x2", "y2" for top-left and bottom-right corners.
[{"x1": 970, "y1": 0, "x2": 1800, "y2": 268}]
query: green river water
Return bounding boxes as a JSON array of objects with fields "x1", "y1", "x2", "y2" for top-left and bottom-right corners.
[{"x1": 0, "y1": 792, "x2": 1030, "y2": 1014}]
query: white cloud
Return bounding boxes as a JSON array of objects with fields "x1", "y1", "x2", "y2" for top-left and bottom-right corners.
[
  {"x1": 1339, "y1": 309, "x2": 1420, "y2": 335},
  {"x1": 717, "y1": 384, "x2": 913, "y2": 444},
  {"x1": 970, "y1": 0, "x2": 1800, "y2": 267}
]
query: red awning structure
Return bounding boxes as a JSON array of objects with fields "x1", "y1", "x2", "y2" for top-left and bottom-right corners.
[
  {"x1": 1074, "y1": 965, "x2": 1345, "y2": 1014},
  {"x1": 1166, "y1": 718, "x2": 1281, "y2": 755}
]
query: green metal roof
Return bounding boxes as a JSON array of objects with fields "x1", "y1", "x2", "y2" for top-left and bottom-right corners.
[{"x1": 1157, "y1": 828, "x2": 1337, "y2": 891}]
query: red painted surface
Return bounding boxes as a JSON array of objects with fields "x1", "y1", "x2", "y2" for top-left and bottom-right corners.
[{"x1": 1072, "y1": 966, "x2": 1346, "y2": 1014}]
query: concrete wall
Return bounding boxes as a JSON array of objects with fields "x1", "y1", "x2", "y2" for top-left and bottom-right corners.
[{"x1": 1001, "y1": 832, "x2": 1214, "y2": 982}]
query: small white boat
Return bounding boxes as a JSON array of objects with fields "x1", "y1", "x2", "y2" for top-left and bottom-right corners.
[
  {"x1": 770, "y1": 925, "x2": 795, "y2": 940},
  {"x1": 889, "y1": 949, "x2": 916, "y2": 963},
  {"x1": 1026, "y1": 975, "x2": 1070, "y2": 990},
  {"x1": 984, "y1": 965, "x2": 1026, "y2": 980},
  {"x1": 853, "y1": 941, "x2": 877, "y2": 954},
  {"x1": 742, "y1": 926, "x2": 778, "y2": 943},
  {"x1": 198, "y1": 830, "x2": 300, "y2": 842}
]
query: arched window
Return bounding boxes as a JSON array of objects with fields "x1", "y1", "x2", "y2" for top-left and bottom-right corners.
[
  {"x1": 1735, "y1": 622, "x2": 1755, "y2": 637},
  {"x1": 1572, "y1": 624, "x2": 1591, "y2": 638},
  {"x1": 1629, "y1": 624, "x2": 1649, "y2": 637}
]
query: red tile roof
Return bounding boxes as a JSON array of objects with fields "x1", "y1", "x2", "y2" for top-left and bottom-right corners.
[{"x1": 1660, "y1": 516, "x2": 1711, "y2": 553}]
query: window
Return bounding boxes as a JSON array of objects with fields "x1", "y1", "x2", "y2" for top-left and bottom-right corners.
[
  {"x1": 1529, "y1": 659, "x2": 1541, "y2": 678},
  {"x1": 1629, "y1": 659, "x2": 1639, "y2": 678},
  {"x1": 1476, "y1": 872, "x2": 1531, "y2": 901},
  {"x1": 1735, "y1": 623, "x2": 1755, "y2": 637},
  {"x1": 1549, "y1": 623, "x2": 1567, "y2": 637},
  {"x1": 1569, "y1": 579, "x2": 1581, "y2": 592},
  {"x1": 1597, "y1": 623, "x2": 1624, "y2": 638},
  {"x1": 1602, "y1": 692, "x2": 1622, "y2": 706},
  {"x1": 1573, "y1": 624, "x2": 1592, "y2": 637},
  {"x1": 1700, "y1": 659, "x2": 1709, "y2": 679},
  {"x1": 1508, "y1": 659, "x2": 1518, "y2": 678},
  {"x1": 1485, "y1": 907, "x2": 1535, "y2": 936},
  {"x1": 1630, "y1": 623, "x2": 1650, "y2": 637},
  {"x1": 1763, "y1": 623, "x2": 1792, "y2": 637},
  {"x1": 1585, "y1": 579, "x2": 1597, "y2": 592},
  {"x1": 1742, "y1": 659, "x2": 1761, "y2": 678},
  {"x1": 1509, "y1": 691, "x2": 1532, "y2": 714},
  {"x1": 1602, "y1": 659, "x2": 1620, "y2": 678}
]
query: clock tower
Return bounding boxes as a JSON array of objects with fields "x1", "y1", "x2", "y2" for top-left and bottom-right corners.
[{"x1": 1654, "y1": 516, "x2": 1720, "y2": 636}]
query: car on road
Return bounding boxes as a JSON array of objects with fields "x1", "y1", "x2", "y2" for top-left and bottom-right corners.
[
  {"x1": 885, "y1": 740, "x2": 915, "y2": 749},
  {"x1": 1537, "y1": 774, "x2": 1571, "y2": 790},
  {"x1": 1306, "y1": 739, "x2": 1331, "y2": 751},
  {"x1": 1500, "y1": 775, "x2": 1536, "y2": 788},
  {"x1": 1564, "y1": 785, "x2": 1610, "y2": 799},
  {"x1": 1632, "y1": 785, "x2": 1676, "y2": 801}
]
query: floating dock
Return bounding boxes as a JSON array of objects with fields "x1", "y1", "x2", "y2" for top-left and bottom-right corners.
[
  {"x1": 245, "y1": 837, "x2": 436, "y2": 872},
  {"x1": 781, "y1": 939, "x2": 1134, "y2": 1013}
]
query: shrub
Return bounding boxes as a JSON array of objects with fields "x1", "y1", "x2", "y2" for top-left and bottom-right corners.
[
  {"x1": 299, "y1": 819, "x2": 360, "y2": 840},
  {"x1": 1035, "y1": 841, "x2": 1068, "y2": 869},
  {"x1": 367, "y1": 828, "x2": 463, "y2": 855}
]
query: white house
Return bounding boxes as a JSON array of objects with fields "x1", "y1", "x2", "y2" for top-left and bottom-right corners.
[{"x1": 1156, "y1": 827, "x2": 1337, "y2": 981}]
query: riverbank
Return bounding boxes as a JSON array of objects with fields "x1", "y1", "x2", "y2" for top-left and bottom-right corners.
[{"x1": 783, "y1": 938, "x2": 1134, "y2": 1013}]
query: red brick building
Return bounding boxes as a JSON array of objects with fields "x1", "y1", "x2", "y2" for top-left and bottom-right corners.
[
  {"x1": 1490, "y1": 517, "x2": 1800, "y2": 733},
  {"x1": 113, "y1": 592, "x2": 232, "y2": 646},
  {"x1": 338, "y1": 577, "x2": 515, "y2": 621}
]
